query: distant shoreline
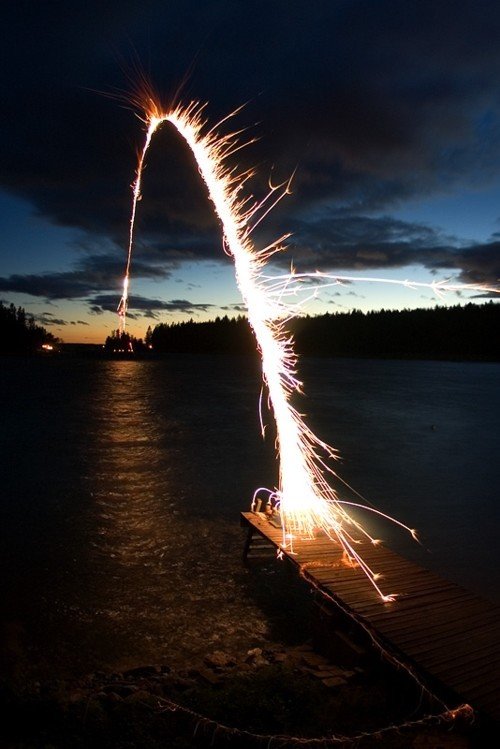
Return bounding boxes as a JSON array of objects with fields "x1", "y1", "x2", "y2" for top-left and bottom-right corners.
[
  {"x1": 2, "y1": 346, "x2": 499, "y2": 363},
  {"x1": 3, "y1": 302, "x2": 498, "y2": 361},
  {"x1": 144, "y1": 302, "x2": 500, "y2": 362}
]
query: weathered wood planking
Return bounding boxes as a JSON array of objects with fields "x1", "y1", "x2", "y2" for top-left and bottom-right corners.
[{"x1": 241, "y1": 511, "x2": 500, "y2": 722}]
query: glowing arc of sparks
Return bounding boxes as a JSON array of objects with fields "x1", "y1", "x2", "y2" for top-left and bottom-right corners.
[{"x1": 119, "y1": 99, "x2": 498, "y2": 601}]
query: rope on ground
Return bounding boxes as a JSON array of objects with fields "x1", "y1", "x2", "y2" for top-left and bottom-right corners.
[{"x1": 152, "y1": 689, "x2": 473, "y2": 747}]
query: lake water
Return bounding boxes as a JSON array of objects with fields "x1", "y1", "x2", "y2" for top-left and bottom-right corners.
[{"x1": 0, "y1": 354, "x2": 499, "y2": 681}]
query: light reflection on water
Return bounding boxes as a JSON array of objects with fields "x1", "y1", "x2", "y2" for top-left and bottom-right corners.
[
  {"x1": 0, "y1": 356, "x2": 276, "y2": 680},
  {"x1": 88, "y1": 361, "x2": 174, "y2": 574},
  {"x1": 72, "y1": 358, "x2": 275, "y2": 675}
]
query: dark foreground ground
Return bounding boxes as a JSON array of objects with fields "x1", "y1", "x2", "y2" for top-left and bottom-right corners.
[
  {"x1": 1, "y1": 557, "x2": 489, "y2": 748},
  {"x1": 0, "y1": 527, "x2": 495, "y2": 749},
  {"x1": 0, "y1": 647, "x2": 482, "y2": 749}
]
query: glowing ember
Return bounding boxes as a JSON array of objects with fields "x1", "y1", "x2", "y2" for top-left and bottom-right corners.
[{"x1": 119, "y1": 95, "x2": 498, "y2": 600}]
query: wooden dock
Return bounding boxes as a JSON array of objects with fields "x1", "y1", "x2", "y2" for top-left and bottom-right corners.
[{"x1": 241, "y1": 511, "x2": 500, "y2": 723}]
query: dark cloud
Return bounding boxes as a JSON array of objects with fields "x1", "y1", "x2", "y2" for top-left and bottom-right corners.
[
  {"x1": 427, "y1": 243, "x2": 500, "y2": 286},
  {"x1": 90, "y1": 293, "x2": 216, "y2": 317},
  {"x1": 268, "y1": 215, "x2": 500, "y2": 285},
  {"x1": 328, "y1": 291, "x2": 365, "y2": 299},
  {"x1": 1, "y1": 1, "x2": 500, "y2": 296},
  {"x1": 0, "y1": 253, "x2": 174, "y2": 300},
  {"x1": 219, "y1": 303, "x2": 247, "y2": 313},
  {"x1": 35, "y1": 312, "x2": 89, "y2": 326},
  {"x1": 35, "y1": 313, "x2": 68, "y2": 326},
  {"x1": 0, "y1": 271, "x2": 99, "y2": 300}
]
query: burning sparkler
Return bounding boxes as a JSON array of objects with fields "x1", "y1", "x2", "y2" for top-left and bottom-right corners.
[{"x1": 119, "y1": 93, "x2": 498, "y2": 600}]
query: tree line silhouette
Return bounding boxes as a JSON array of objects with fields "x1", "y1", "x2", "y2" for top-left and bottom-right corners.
[
  {"x1": 103, "y1": 329, "x2": 149, "y2": 354},
  {"x1": 149, "y1": 303, "x2": 499, "y2": 361},
  {"x1": 149, "y1": 315, "x2": 255, "y2": 355},
  {"x1": 0, "y1": 302, "x2": 60, "y2": 354}
]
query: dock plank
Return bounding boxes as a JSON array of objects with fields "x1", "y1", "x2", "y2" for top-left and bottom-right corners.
[{"x1": 241, "y1": 511, "x2": 500, "y2": 723}]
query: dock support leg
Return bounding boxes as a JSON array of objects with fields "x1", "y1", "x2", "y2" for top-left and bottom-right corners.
[{"x1": 243, "y1": 525, "x2": 254, "y2": 563}]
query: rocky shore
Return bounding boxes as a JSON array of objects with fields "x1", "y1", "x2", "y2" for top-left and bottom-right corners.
[{"x1": 1, "y1": 637, "x2": 478, "y2": 748}]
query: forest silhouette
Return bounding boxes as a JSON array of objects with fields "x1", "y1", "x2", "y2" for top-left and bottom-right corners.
[
  {"x1": 0, "y1": 302, "x2": 59, "y2": 354},
  {"x1": 148, "y1": 303, "x2": 499, "y2": 361}
]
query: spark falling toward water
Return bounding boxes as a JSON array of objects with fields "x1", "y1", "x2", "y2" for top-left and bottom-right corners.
[{"x1": 118, "y1": 95, "x2": 498, "y2": 600}]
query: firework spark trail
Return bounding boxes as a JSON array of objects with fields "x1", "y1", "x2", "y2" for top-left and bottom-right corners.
[
  {"x1": 261, "y1": 272, "x2": 499, "y2": 305},
  {"x1": 117, "y1": 114, "x2": 165, "y2": 331},
  {"x1": 120, "y1": 100, "x2": 498, "y2": 600}
]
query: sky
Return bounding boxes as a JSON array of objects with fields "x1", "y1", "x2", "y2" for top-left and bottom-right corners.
[{"x1": 1, "y1": 0, "x2": 499, "y2": 344}]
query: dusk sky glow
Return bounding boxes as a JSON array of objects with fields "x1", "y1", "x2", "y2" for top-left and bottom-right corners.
[{"x1": 1, "y1": 1, "x2": 499, "y2": 343}]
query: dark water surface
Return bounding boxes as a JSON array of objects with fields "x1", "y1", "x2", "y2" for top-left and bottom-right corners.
[{"x1": 1, "y1": 354, "x2": 499, "y2": 681}]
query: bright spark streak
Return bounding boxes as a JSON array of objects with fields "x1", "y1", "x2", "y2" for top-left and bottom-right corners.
[
  {"x1": 262, "y1": 272, "x2": 498, "y2": 306},
  {"x1": 120, "y1": 98, "x2": 499, "y2": 600},
  {"x1": 117, "y1": 115, "x2": 163, "y2": 331}
]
